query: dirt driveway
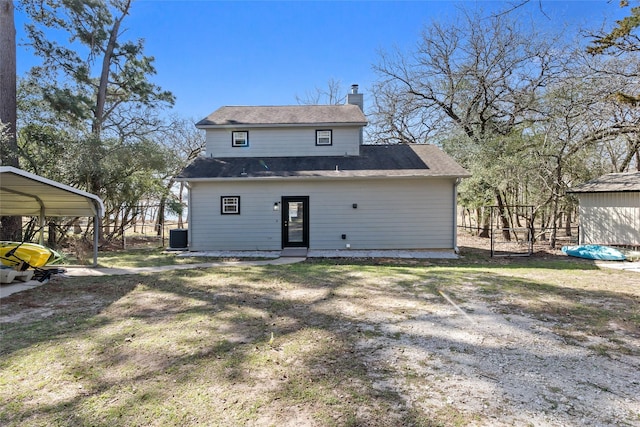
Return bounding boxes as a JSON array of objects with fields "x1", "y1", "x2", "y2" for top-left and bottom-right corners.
[{"x1": 1, "y1": 239, "x2": 639, "y2": 426}]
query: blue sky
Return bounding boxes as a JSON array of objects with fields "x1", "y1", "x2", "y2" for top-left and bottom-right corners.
[{"x1": 14, "y1": 1, "x2": 627, "y2": 121}]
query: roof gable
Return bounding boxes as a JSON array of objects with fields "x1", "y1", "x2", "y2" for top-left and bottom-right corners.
[{"x1": 196, "y1": 105, "x2": 367, "y2": 128}]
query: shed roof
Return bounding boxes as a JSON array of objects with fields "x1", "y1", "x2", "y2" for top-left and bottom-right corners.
[
  {"x1": 0, "y1": 166, "x2": 104, "y2": 217},
  {"x1": 567, "y1": 171, "x2": 640, "y2": 194},
  {"x1": 176, "y1": 144, "x2": 470, "y2": 180},
  {"x1": 196, "y1": 105, "x2": 368, "y2": 128}
]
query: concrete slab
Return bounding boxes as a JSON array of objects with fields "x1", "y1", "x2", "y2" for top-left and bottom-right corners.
[
  {"x1": 177, "y1": 251, "x2": 281, "y2": 259},
  {"x1": 0, "y1": 278, "x2": 47, "y2": 299},
  {"x1": 281, "y1": 248, "x2": 308, "y2": 257},
  {"x1": 179, "y1": 249, "x2": 458, "y2": 260},
  {"x1": 308, "y1": 249, "x2": 459, "y2": 259},
  {"x1": 595, "y1": 261, "x2": 640, "y2": 273}
]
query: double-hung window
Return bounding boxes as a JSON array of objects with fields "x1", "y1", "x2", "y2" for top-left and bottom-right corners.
[
  {"x1": 232, "y1": 131, "x2": 249, "y2": 147},
  {"x1": 316, "y1": 129, "x2": 332, "y2": 146},
  {"x1": 221, "y1": 196, "x2": 240, "y2": 214}
]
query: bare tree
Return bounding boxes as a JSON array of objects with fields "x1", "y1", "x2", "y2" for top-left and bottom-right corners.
[
  {"x1": 154, "y1": 116, "x2": 206, "y2": 232},
  {"x1": 373, "y1": 10, "x2": 563, "y2": 145},
  {"x1": 296, "y1": 78, "x2": 346, "y2": 105},
  {"x1": 373, "y1": 10, "x2": 565, "y2": 239}
]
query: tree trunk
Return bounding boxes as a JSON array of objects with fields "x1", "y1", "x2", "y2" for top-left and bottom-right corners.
[
  {"x1": 478, "y1": 207, "x2": 490, "y2": 238},
  {"x1": 156, "y1": 178, "x2": 176, "y2": 237},
  {"x1": 0, "y1": 0, "x2": 17, "y2": 164},
  {"x1": 495, "y1": 192, "x2": 511, "y2": 241},
  {"x1": 0, "y1": 0, "x2": 22, "y2": 241},
  {"x1": 157, "y1": 196, "x2": 166, "y2": 237},
  {"x1": 539, "y1": 212, "x2": 547, "y2": 241},
  {"x1": 565, "y1": 210, "x2": 572, "y2": 237},
  {"x1": 550, "y1": 201, "x2": 559, "y2": 249},
  {"x1": 93, "y1": 0, "x2": 131, "y2": 136},
  {"x1": 618, "y1": 136, "x2": 640, "y2": 172}
]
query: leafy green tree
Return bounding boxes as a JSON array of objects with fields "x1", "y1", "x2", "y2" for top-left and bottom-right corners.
[
  {"x1": 588, "y1": 1, "x2": 640, "y2": 55},
  {"x1": 587, "y1": 0, "x2": 640, "y2": 106},
  {"x1": 22, "y1": 0, "x2": 174, "y2": 194},
  {"x1": 18, "y1": 0, "x2": 177, "y2": 242}
]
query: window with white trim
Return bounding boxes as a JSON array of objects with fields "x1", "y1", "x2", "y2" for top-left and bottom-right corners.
[
  {"x1": 221, "y1": 196, "x2": 240, "y2": 214},
  {"x1": 316, "y1": 129, "x2": 332, "y2": 146},
  {"x1": 232, "y1": 131, "x2": 249, "y2": 147}
]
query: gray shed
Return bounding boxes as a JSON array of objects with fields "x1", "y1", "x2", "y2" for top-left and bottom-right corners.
[{"x1": 567, "y1": 171, "x2": 640, "y2": 246}]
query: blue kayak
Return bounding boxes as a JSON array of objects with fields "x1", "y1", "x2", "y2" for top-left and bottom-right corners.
[{"x1": 561, "y1": 245, "x2": 626, "y2": 261}]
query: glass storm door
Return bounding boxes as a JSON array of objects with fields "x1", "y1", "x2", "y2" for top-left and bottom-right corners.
[{"x1": 282, "y1": 196, "x2": 309, "y2": 248}]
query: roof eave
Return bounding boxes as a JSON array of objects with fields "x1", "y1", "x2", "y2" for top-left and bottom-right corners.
[
  {"x1": 196, "y1": 121, "x2": 368, "y2": 129},
  {"x1": 567, "y1": 189, "x2": 640, "y2": 194},
  {"x1": 175, "y1": 173, "x2": 470, "y2": 182}
]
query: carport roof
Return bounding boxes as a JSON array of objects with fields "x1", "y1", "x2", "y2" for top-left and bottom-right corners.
[{"x1": 0, "y1": 166, "x2": 104, "y2": 217}]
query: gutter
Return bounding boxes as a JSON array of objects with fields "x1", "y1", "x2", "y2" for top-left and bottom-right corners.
[
  {"x1": 196, "y1": 122, "x2": 368, "y2": 130},
  {"x1": 174, "y1": 174, "x2": 467, "y2": 183}
]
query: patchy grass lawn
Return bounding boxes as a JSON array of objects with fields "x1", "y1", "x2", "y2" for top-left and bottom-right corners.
[
  {"x1": 94, "y1": 248, "x2": 240, "y2": 268},
  {"x1": 1, "y1": 244, "x2": 639, "y2": 426}
]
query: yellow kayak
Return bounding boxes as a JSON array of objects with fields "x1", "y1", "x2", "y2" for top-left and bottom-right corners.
[{"x1": 0, "y1": 242, "x2": 61, "y2": 268}]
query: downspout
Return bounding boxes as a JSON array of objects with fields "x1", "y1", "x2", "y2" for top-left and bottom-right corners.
[
  {"x1": 186, "y1": 182, "x2": 192, "y2": 251},
  {"x1": 453, "y1": 178, "x2": 462, "y2": 254}
]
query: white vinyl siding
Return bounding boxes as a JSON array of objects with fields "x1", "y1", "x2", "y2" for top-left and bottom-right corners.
[
  {"x1": 187, "y1": 177, "x2": 456, "y2": 251},
  {"x1": 205, "y1": 126, "x2": 361, "y2": 158},
  {"x1": 577, "y1": 192, "x2": 640, "y2": 246}
]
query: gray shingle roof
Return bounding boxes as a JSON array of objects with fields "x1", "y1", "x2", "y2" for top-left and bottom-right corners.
[
  {"x1": 568, "y1": 171, "x2": 640, "y2": 193},
  {"x1": 176, "y1": 144, "x2": 470, "y2": 180},
  {"x1": 196, "y1": 105, "x2": 367, "y2": 127}
]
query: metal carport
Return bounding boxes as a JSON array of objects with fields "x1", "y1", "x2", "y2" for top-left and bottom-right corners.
[{"x1": 0, "y1": 166, "x2": 104, "y2": 266}]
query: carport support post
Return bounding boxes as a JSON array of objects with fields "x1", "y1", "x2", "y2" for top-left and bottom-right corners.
[
  {"x1": 38, "y1": 206, "x2": 45, "y2": 246},
  {"x1": 93, "y1": 214, "x2": 99, "y2": 267}
]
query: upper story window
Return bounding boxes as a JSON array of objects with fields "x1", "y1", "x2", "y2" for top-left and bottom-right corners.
[
  {"x1": 316, "y1": 130, "x2": 332, "y2": 146},
  {"x1": 232, "y1": 131, "x2": 249, "y2": 147},
  {"x1": 221, "y1": 196, "x2": 240, "y2": 214}
]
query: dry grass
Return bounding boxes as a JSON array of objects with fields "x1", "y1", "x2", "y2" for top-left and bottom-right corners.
[{"x1": 1, "y1": 237, "x2": 639, "y2": 426}]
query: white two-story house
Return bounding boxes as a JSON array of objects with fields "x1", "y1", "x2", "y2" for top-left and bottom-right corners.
[{"x1": 175, "y1": 85, "x2": 470, "y2": 254}]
